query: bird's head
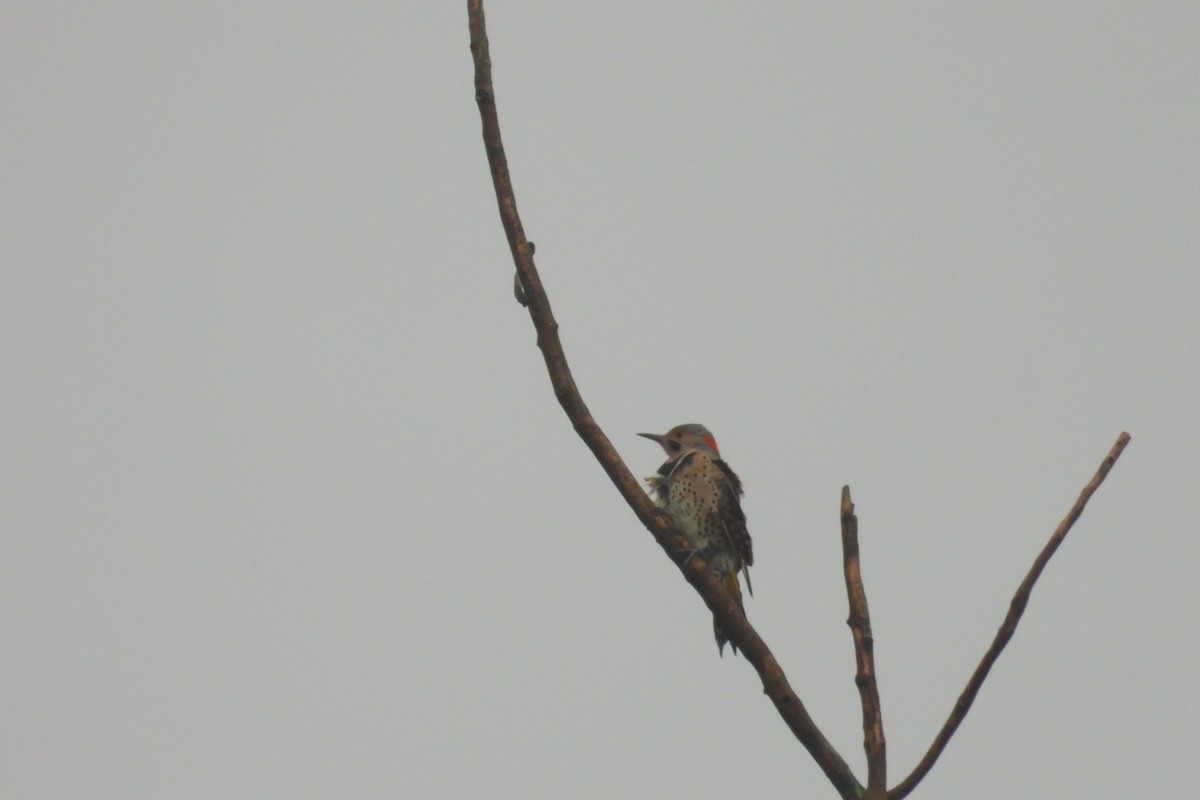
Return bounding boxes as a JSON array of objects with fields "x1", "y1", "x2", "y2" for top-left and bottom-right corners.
[{"x1": 638, "y1": 423, "x2": 721, "y2": 461}]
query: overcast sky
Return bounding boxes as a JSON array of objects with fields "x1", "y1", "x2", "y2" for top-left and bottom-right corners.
[{"x1": 3, "y1": 3, "x2": 1197, "y2": 798}]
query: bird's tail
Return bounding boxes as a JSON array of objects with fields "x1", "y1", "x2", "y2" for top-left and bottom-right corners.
[{"x1": 714, "y1": 571, "x2": 745, "y2": 657}]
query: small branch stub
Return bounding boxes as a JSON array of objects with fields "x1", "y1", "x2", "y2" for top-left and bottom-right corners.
[{"x1": 841, "y1": 487, "x2": 887, "y2": 795}]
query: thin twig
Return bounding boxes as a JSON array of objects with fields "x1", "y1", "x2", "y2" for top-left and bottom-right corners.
[
  {"x1": 889, "y1": 432, "x2": 1132, "y2": 800},
  {"x1": 467, "y1": 2, "x2": 861, "y2": 796},
  {"x1": 841, "y1": 487, "x2": 887, "y2": 797}
]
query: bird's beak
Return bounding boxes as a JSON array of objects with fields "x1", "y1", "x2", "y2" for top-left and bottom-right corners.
[{"x1": 637, "y1": 432, "x2": 664, "y2": 444}]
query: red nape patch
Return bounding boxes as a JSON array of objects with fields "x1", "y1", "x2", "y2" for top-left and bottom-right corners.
[{"x1": 702, "y1": 434, "x2": 718, "y2": 452}]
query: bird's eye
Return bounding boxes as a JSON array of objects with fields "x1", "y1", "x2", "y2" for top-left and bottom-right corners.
[{"x1": 668, "y1": 441, "x2": 681, "y2": 452}]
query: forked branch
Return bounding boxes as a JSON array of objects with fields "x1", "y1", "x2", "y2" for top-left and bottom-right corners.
[{"x1": 467, "y1": 3, "x2": 1130, "y2": 799}]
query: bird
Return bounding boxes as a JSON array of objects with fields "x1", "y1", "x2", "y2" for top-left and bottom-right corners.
[{"x1": 639, "y1": 424, "x2": 753, "y2": 656}]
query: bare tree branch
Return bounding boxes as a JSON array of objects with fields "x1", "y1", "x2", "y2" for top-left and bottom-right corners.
[
  {"x1": 467, "y1": 2, "x2": 861, "y2": 796},
  {"x1": 889, "y1": 432, "x2": 1132, "y2": 800},
  {"x1": 841, "y1": 487, "x2": 887, "y2": 797},
  {"x1": 469, "y1": 6, "x2": 1131, "y2": 799}
]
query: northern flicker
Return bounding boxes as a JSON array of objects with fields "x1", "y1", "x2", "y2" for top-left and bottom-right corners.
[{"x1": 639, "y1": 424, "x2": 753, "y2": 656}]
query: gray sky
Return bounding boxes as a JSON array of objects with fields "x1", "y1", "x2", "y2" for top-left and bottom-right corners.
[{"x1": 3, "y1": 2, "x2": 1196, "y2": 798}]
